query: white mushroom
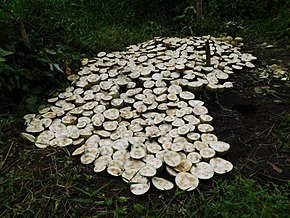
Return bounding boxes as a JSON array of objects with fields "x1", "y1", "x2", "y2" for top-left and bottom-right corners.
[
  {"x1": 209, "y1": 157, "x2": 233, "y2": 174},
  {"x1": 175, "y1": 172, "x2": 199, "y2": 191},
  {"x1": 209, "y1": 141, "x2": 230, "y2": 154},
  {"x1": 21, "y1": 132, "x2": 35, "y2": 143},
  {"x1": 190, "y1": 162, "x2": 214, "y2": 179},
  {"x1": 130, "y1": 176, "x2": 150, "y2": 195},
  {"x1": 164, "y1": 150, "x2": 181, "y2": 167},
  {"x1": 152, "y1": 177, "x2": 174, "y2": 191}
]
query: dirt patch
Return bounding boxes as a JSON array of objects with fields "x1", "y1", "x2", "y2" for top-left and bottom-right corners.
[{"x1": 194, "y1": 43, "x2": 290, "y2": 184}]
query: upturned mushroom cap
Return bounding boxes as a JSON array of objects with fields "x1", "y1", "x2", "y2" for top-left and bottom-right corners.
[
  {"x1": 80, "y1": 153, "x2": 96, "y2": 164},
  {"x1": 145, "y1": 157, "x2": 163, "y2": 169},
  {"x1": 190, "y1": 162, "x2": 214, "y2": 179},
  {"x1": 130, "y1": 176, "x2": 150, "y2": 195},
  {"x1": 130, "y1": 146, "x2": 146, "y2": 159},
  {"x1": 209, "y1": 157, "x2": 233, "y2": 174},
  {"x1": 175, "y1": 172, "x2": 199, "y2": 191},
  {"x1": 21, "y1": 132, "x2": 35, "y2": 143},
  {"x1": 174, "y1": 158, "x2": 192, "y2": 172},
  {"x1": 209, "y1": 141, "x2": 230, "y2": 153},
  {"x1": 103, "y1": 108, "x2": 120, "y2": 120},
  {"x1": 123, "y1": 159, "x2": 145, "y2": 170},
  {"x1": 93, "y1": 163, "x2": 107, "y2": 173},
  {"x1": 139, "y1": 165, "x2": 157, "y2": 177},
  {"x1": 26, "y1": 125, "x2": 45, "y2": 133},
  {"x1": 201, "y1": 133, "x2": 218, "y2": 143},
  {"x1": 122, "y1": 168, "x2": 139, "y2": 183},
  {"x1": 200, "y1": 147, "x2": 216, "y2": 160},
  {"x1": 72, "y1": 147, "x2": 85, "y2": 156},
  {"x1": 107, "y1": 166, "x2": 123, "y2": 176},
  {"x1": 35, "y1": 137, "x2": 50, "y2": 149},
  {"x1": 152, "y1": 177, "x2": 174, "y2": 191},
  {"x1": 187, "y1": 152, "x2": 202, "y2": 164},
  {"x1": 197, "y1": 123, "x2": 214, "y2": 133},
  {"x1": 164, "y1": 150, "x2": 181, "y2": 167}
]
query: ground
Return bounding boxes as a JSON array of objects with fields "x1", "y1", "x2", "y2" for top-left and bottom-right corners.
[{"x1": 0, "y1": 41, "x2": 289, "y2": 217}]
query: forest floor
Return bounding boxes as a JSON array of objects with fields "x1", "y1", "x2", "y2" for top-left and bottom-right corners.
[{"x1": 0, "y1": 41, "x2": 289, "y2": 217}]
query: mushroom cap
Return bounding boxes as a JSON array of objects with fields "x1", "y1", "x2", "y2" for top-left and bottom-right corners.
[
  {"x1": 107, "y1": 166, "x2": 123, "y2": 176},
  {"x1": 80, "y1": 153, "x2": 96, "y2": 164},
  {"x1": 209, "y1": 157, "x2": 233, "y2": 174},
  {"x1": 21, "y1": 132, "x2": 35, "y2": 143},
  {"x1": 152, "y1": 177, "x2": 174, "y2": 191},
  {"x1": 175, "y1": 172, "x2": 199, "y2": 191},
  {"x1": 130, "y1": 176, "x2": 150, "y2": 195},
  {"x1": 139, "y1": 165, "x2": 157, "y2": 177},
  {"x1": 164, "y1": 150, "x2": 181, "y2": 167},
  {"x1": 209, "y1": 141, "x2": 230, "y2": 153},
  {"x1": 174, "y1": 158, "x2": 192, "y2": 172},
  {"x1": 26, "y1": 125, "x2": 45, "y2": 133},
  {"x1": 190, "y1": 162, "x2": 214, "y2": 179}
]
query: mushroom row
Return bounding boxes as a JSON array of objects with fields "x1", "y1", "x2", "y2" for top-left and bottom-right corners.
[{"x1": 22, "y1": 36, "x2": 256, "y2": 195}]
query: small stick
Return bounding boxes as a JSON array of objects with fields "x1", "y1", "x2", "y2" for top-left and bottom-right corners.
[{"x1": 0, "y1": 142, "x2": 14, "y2": 169}]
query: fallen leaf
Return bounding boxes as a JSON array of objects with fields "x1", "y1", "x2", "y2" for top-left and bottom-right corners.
[{"x1": 65, "y1": 67, "x2": 73, "y2": 76}]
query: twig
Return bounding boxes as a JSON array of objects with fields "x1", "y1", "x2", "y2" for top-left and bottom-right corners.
[
  {"x1": 0, "y1": 141, "x2": 14, "y2": 169},
  {"x1": 266, "y1": 123, "x2": 275, "y2": 138},
  {"x1": 243, "y1": 124, "x2": 276, "y2": 144}
]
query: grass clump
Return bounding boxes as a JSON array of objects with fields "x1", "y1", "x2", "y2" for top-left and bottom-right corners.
[{"x1": 205, "y1": 176, "x2": 290, "y2": 218}]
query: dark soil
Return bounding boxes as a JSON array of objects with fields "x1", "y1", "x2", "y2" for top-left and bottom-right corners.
[{"x1": 197, "y1": 42, "x2": 290, "y2": 184}]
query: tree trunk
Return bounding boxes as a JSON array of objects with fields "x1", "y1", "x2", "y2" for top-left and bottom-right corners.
[{"x1": 196, "y1": 0, "x2": 203, "y2": 25}]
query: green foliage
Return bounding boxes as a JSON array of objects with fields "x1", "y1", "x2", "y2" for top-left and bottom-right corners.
[
  {"x1": 267, "y1": 7, "x2": 290, "y2": 39},
  {"x1": 172, "y1": 0, "x2": 290, "y2": 40},
  {"x1": 206, "y1": 176, "x2": 290, "y2": 217},
  {"x1": 207, "y1": 0, "x2": 288, "y2": 19},
  {"x1": 0, "y1": 48, "x2": 15, "y2": 91}
]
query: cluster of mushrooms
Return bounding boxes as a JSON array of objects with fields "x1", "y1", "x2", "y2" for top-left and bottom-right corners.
[{"x1": 22, "y1": 36, "x2": 257, "y2": 195}]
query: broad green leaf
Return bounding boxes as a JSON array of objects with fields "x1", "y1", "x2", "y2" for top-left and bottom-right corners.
[
  {"x1": 25, "y1": 96, "x2": 38, "y2": 106},
  {"x1": 0, "y1": 57, "x2": 6, "y2": 62},
  {"x1": 45, "y1": 48, "x2": 57, "y2": 55},
  {"x1": 54, "y1": 63, "x2": 64, "y2": 73},
  {"x1": 0, "y1": 48, "x2": 14, "y2": 57},
  {"x1": 134, "y1": 203, "x2": 145, "y2": 214}
]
